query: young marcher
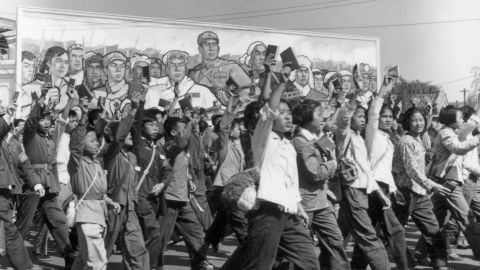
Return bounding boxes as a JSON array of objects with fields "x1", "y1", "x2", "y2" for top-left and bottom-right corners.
[
  {"x1": 350, "y1": 80, "x2": 409, "y2": 270},
  {"x1": 335, "y1": 79, "x2": 391, "y2": 270},
  {"x1": 393, "y1": 107, "x2": 451, "y2": 270},
  {"x1": 292, "y1": 99, "x2": 350, "y2": 269},
  {"x1": 103, "y1": 92, "x2": 150, "y2": 270}
]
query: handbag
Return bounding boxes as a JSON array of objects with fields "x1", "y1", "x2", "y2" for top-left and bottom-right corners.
[{"x1": 338, "y1": 137, "x2": 359, "y2": 185}]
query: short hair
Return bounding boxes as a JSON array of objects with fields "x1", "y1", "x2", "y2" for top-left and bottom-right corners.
[
  {"x1": 88, "y1": 109, "x2": 103, "y2": 126},
  {"x1": 460, "y1": 106, "x2": 476, "y2": 122},
  {"x1": 164, "y1": 117, "x2": 184, "y2": 138},
  {"x1": 292, "y1": 99, "x2": 322, "y2": 127},
  {"x1": 143, "y1": 108, "x2": 161, "y2": 124},
  {"x1": 402, "y1": 107, "x2": 426, "y2": 131},
  {"x1": 379, "y1": 104, "x2": 395, "y2": 120},
  {"x1": 438, "y1": 105, "x2": 459, "y2": 126},
  {"x1": 22, "y1": 51, "x2": 35, "y2": 61},
  {"x1": 104, "y1": 121, "x2": 120, "y2": 143},
  {"x1": 150, "y1": 57, "x2": 162, "y2": 66},
  {"x1": 198, "y1": 120, "x2": 208, "y2": 133},
  {"x1": 13, "y1": 119, "x2": 25, "y2": 128}
]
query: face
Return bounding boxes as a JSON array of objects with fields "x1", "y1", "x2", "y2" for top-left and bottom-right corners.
[
  {"x1": 143, "y1": 120, "x2": 159, "y2": 140},
  {"x1": 38, "y1": 118, "x2": 51, "y2": 134},
  {"x1": 150, "y1": 63, "x2": 162, "y2": 78},
  {"x1": 48, "y1": 53, "x2": 69, "y2": 79},
  {"x1": 124, "y1": 132, "x2": 133, "y2": 146},
  {"x1": 48, "y1": 125, "x2": 56, "y2": 137},
  {"x1": 171, "y1": 122, "x2": 186, "y2": 138},
  {"x1": 409, "y1": 112, "x2": 425, "y2": 134},
  {"x1": 379, "y1": 108, "x2": 393, "y2": 130},
  {"x1": 105, "y1": 60, "x2": 126, "y2": 83},
  {"x1": 21, "y1": 59, "x2": 35, "y2": 84},
  {"x1": 230, "y1": 123, "x2": 241, "y2": 139},
  {"x1": 83, "y1": 131, "x2": 100, "y2": 157},
  {"x1": 295, "y1": 68, "x2": 309, "y2": 87},
  {"x1": 452, "y1": 111, "x2": 464, "y2": 129},
  {"x1": 14, "y1": 121, "x2": 25, "y2": 136},
  {"x1": 369, "y1": 78, "x2": 377, "y2": 92},
  {"x1": 66, "y1": 115, "x2": 79, "y2": 132},
  {"x1": 199, "y1": 40, "x2": 219, "y2": 62},
  {"x1": 361, "y1": 74, "x2": 371, "y2": 91},
  {"x1": 69, "y1": 49, "x2": 83, "y2": 73},
  {"x1": 86, "y1": 63, "x2": 102, "y2": 86},
  {"x1": 313, "y1": 74, "x2": 324, "y2": 91},
  {"x1": 272, "y1": 102, "x2": 292, "y2": 133},
  {"x1": 308, "y1": 106, "x2": 326, "y2": 133},
  {"x1": 167, "y1": 58, "x2": 187, "y2": 83},
  {"x1": 251, "y1": 44, "x2": 266, "y2": 71},
  {"x1": 342, "y1": 76, "x2": 352, "y2": 92},
  {"x1": 350, "y1": 107, "x2": 366, "y2": 132}
]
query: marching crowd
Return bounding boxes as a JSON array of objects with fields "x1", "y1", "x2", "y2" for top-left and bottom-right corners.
[{"x1": 0, "y1": 31, "x2": 479, "y2": 270}]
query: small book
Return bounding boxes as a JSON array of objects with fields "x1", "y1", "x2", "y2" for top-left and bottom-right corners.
[{"x1": 280, "y1": 47, "x2": 300, "y2": 70}]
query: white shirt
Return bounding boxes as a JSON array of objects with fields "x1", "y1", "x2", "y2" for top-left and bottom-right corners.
[
  {"x1": 336, "y1": 102, "x2": 379, "y2": 194},
  {"x1": 253, "y1": 104, "x2": 301, "y2": 214},
  {"x1": 56, "y1": 117, "x2": 71, "y2": 185},
  {"x1": 463, "y1": 133, "x2": 480, "y2": 179},
  {"x1": 145, "y1": 76, "x2": 218, "y2": 110},
  {"x1": 365, "y1": 96, "x2": 397, "y2": 193},
  {"x1": 70, "y1": 71, "x2": 84, "y2": 87}
]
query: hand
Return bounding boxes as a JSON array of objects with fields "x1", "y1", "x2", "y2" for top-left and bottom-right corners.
[
  {"x1": 34, "y1": 184, "x2": 45, "y2": 197},
  {"x1": 6, "y1": 105, "x2": 16, "y2": 117},
  {"x1": 324, "y1": 147, "x2": 336, "y2": 161},
  {"x1": 110, "y1": 202, "x2": 122, "y2": 214},
  {"x1": 379, "y1": 78, "x2": 394, "y2": 98},
  {"x1": 297, "y1": 205, "x2": 309, "y2": 225},
  {"x1": 263, "y1": 53, "x2": 276, "y2": 73},
  {"x1": 150, "y1": 183, "x2": 165, "y2": 196},
  {"x1": 376, "y1": 190, "x2": 392, "y2": 209},
  {"x1": 188, "y1": 180, "x2": 197, "y2": 193},
  {"x1": 131, "y1": 92, "x2": 144, "y2": 106},
  {"x1": 79, "y1": 98, "x2": 89, "y2": 114},
  {"x1": 431, "y1": 182, "x2": 450, "y2": 197}
]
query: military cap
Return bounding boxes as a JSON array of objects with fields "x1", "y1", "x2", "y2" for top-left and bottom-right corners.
[
  {"x1": 103, "y1": 51, "x2": 126, "y2": 67},
  {"x1": 197, "y1": 31, "x2": 219, "y2": 46},
  {"x1": 85, "y1": 53, "x2": 104, "y2": 68},
  {"x1": 162, "y1": 50, "x2": 189, "y2": 65}
]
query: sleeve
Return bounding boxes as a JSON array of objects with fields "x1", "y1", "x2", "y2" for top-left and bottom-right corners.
[
  {"x1": 335, "y1": 102, "x2": 356, "y2": 156},
  {"x1": 0, "y1": 117, "x2": 11, "y2": 142},
  {"x1": 18, "y1": 159, "x2": 41, "y2": 187},
  {"x1": 216, "y1": 111, "x2": 235, "y2": 165},
  {"x1": 463, "y1": 149, "x2": 480, "y2": 176},
  {"x1": 23, "y1": 102, "x2": 42, "y2": 144},
  {"x1": 365, "y1": 96, "x2": 383, "y2": 156},
  {"x1": 132, "y1": 101, "x2": 145, "y2": 148},
  {"x1": 292, "y1": 136, "x2": 337, "y2": 182},
  {"x1": 441, "y1": 129, "x2": 480, "y2": 156},
  {"x1": 103, "y1": 114, "x2": 135, "y2": 165},
  {"x1": 158, "y1": 146, "x2": 174, "y2": 187},
  {"x1": 67, "y1": 124, "x2": 86, "y2": 176},
  {"x1": 54, "y1": 115, "x2": 68, "y2": 146},
  {"x1": 252, "y1": 104, "x2": 277, "y2": 167},
  {"x1": 399, "y1": 140, "x2": 434, "y2": 191}
]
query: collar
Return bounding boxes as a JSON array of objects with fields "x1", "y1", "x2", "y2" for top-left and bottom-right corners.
[
  {"x1": 271, "y1": 131, "x2": 290, "y2": 145},
  {"x1": 80, "y1": 155, "x2": 97, "y2": 164},
  {"x1": 299, "y1": 127, "x2": 318, "y2": 141},
  {"x1": 293, "y1": 81, "x2": 311, "y2": 96},
  {"x1": 6, "y1": 133, "x2": 13, "y2": 143},
  {"x1": 107, "y1": 79, "x2": 127, "y2": 94}
]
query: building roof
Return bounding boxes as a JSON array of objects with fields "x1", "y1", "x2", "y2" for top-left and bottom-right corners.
[{"x1": 402, "y1": 91, "x2": 448, "y2": 110}]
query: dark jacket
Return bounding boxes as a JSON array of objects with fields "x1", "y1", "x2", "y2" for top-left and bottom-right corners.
[
  {"x1": 0, "y1": 117, "x2": 17, "y2": 189},
  {"x1": 292, "y1": 131, "x2": 337, "y2": 212}
]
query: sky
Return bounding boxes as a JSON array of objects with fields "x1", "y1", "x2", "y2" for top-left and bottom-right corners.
[{"x1": 2, "y1": 0, "x2": 480, "y2": 102}]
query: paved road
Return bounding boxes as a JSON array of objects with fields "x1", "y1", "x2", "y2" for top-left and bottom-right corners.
[{"x1": 0, "y1": 222, "x2": 478, "y2": 269}]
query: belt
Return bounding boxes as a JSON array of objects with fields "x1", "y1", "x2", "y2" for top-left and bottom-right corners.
[{"x1": 31, "y1": 164, "x2": 54, "y2": 170}]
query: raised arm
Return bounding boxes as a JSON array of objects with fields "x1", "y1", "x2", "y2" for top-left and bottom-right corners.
[
  {"x1": 441, "y1": 128, "x2": 480, "y2": 155},
  {"x1": 23, "y1": 100, "x2": 43, "y2": 144},
  {"x1": 68, "y1": 101, "x2": 88, "y2": 176}
]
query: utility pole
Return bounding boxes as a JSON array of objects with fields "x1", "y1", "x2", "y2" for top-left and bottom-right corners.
[{"x1": 461, "y1": 88, "x2": 468, "y2": 105}]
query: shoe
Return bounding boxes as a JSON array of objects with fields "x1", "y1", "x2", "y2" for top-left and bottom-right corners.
[
  {"x1": 33, "y1": 252, "x2": 52, "y2": 261},
  {"x1": 414, "y1": 253, "x2": 430, "y2": 267},
  {"x1": 447, "y1": 253, "x2": 465, "y2": 261},
  {"x1": 198, "y1": 260, "x2": 214, "y2": 270}
]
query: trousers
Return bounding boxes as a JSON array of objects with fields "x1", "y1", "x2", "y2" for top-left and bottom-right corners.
[{"x1": 72, "y1": 223, "x2": 107, "y2": 270}]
